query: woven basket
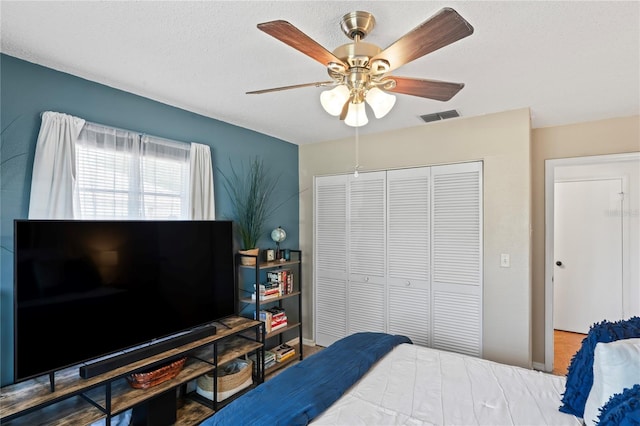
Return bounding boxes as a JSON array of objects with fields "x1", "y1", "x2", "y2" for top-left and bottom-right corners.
[
  {"x1": 127, "y1": 357, "x2": 187, "y2": 390},
  {"x1": 197, "y1": 359, "x2": 252, "y2": 393},
  {"x1": 239, "y1": 248, "x2": 259, "y2": 266}
]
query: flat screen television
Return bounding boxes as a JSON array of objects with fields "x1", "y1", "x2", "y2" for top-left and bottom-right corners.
[{"x1": 14, "y1": 220, "x2": 236, "y2": 381}]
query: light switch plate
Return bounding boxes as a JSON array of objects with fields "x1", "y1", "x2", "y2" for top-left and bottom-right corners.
[{"x1": 500, "y1": 253, "x2": 510, "y2": 268}]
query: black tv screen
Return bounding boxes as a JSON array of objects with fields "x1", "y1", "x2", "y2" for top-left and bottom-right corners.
[{"x1": 14, "y1": 220, "x2": 236, "y2": 381}]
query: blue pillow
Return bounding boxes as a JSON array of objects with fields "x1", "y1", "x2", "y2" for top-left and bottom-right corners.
[
  {"x1": 597, "y1": 384, "x2": 640, "y2": 426},
  {"x1": 559, "y1": 317, "x2": 640, "y2": 418}
]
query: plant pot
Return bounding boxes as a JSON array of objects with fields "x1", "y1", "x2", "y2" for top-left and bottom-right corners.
[{"x1": 239, "y1": 248, "x2": 259, "y2": 265}]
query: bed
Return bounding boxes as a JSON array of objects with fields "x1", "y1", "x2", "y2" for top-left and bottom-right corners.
[
  {"x1": 203, "y1": 317, "x2": 640, "y2": 426},
  {"x1": 312, "y1": 342, "x2": 578, "y2": 425}
]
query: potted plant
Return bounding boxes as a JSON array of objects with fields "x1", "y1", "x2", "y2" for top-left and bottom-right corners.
[{"x1": 219, "y1": 157, "x2": 281, "y2": 265}]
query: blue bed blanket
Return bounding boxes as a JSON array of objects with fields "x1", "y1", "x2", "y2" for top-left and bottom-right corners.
[{"x1": 201, "y1": 332, "x2": 412, "y2": 426}]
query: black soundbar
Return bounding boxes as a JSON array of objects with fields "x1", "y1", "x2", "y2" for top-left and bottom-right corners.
[{"x1": 79, "y1": 325, "x2": 217, "y2": 379}]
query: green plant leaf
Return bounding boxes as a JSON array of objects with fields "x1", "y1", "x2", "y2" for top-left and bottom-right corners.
[{"x1": 219, "y1": 157, "x2": 282, "y2": 250}]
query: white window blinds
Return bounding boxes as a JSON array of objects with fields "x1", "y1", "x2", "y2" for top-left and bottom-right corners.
[{"x1": 75, "y1": 123, "x2": 190, "y2": 219}]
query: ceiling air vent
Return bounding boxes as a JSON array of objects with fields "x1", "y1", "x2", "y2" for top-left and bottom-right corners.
[{"x1": 420, "y1": 109, "x2": 460, "y2": 123}]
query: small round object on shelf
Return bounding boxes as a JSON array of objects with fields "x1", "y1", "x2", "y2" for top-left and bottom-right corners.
[{"x1": 271, "y1": 226, "x2": 287, "y2": 243}]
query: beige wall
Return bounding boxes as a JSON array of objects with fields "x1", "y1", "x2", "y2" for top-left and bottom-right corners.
[
  {"x1": 299, "y1": 108, "x2": 533, "y2": 367},
  {"x1": 530, "y1": 115, "x2": 640, "y2": 364}
]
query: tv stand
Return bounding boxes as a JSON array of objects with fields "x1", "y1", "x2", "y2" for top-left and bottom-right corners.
[
  {"x1": 216, "y1": 318, "x2": 233, "y2": 329},
  {"x1": 0, "y1": 316, "x2": 264, "y2": 426},
  {"x1": 79, "y1": 324, "x2": 217, "y2": 379}
]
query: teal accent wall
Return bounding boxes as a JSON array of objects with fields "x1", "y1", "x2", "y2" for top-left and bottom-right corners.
[{"x1": 0, "y1": 54, "x2": 299, "y2": 386}]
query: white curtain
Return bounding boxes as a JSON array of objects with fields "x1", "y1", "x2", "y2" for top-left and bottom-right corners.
[
  {"x1": 28, "y1": 111, "x2": 85, "y2": 219},
  {"x1": 29, "y1": 112, "x2": 207, "y2": 221},
  {"x1": 189, "y1": 143, "x2": 215, "y2": 219}
]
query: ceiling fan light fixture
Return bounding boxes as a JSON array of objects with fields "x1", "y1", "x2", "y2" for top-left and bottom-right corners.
[
  {"x1": 320, "y1": 85, "x2": 350, "y2": 116},
  {"x1": 253, "y1": 8, "x2": 474, "y2": 127},
  {"x1": 344, "y1": 101, "x2": 368, "y2": 127},
  {"x1": 365, "y1": 87, "x2": 396, "y2": 118}
]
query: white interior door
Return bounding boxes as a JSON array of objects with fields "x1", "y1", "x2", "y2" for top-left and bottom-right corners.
[{"x1": 553, "y1": 178, "x2": 623, "y2": 334}]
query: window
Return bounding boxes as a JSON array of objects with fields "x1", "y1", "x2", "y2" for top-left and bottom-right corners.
[{"x1": 75, "y1": 123, "x2": 190, "y2": 219}]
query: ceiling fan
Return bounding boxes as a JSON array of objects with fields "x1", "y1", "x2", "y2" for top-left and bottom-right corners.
[{"x1": 247, "y1": 7, "x2": 474, "y2": 127}]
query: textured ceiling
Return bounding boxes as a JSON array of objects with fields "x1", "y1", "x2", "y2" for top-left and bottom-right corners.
[{"x1": 1, "y1": 1, "x2": 639, "y2": 145}]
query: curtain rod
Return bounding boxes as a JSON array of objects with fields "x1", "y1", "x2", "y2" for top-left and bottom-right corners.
[{"x1": 40, "y1": 110, "x2": 190, "y2": 147}]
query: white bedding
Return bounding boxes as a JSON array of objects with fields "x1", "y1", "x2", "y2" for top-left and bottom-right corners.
[{"x1": 312, "y1": 343, "x2": 582, "y2": 426}]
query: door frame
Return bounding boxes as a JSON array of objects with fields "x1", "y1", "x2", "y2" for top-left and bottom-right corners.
[{"x1": 544, "y1": 152, "x2": 639, "y2": 372}]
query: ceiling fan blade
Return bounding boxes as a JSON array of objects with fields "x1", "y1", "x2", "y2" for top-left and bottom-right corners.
[
  {"x1": 371, "y1": 8, "x2": 473, "y2": 73},
  {"x1": 386, "y1": 76, "x2": 464, "y2": 101},
  {"x1": 257, "y1": 20, "x2": 348, "y2": 68},
  {"x1": 246, "y1": 81, "x2": 335, "y2": 94}
]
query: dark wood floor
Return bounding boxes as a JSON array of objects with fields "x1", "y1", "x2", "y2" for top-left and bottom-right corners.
[
  {"x1": 302, "y1": 344, "x2": 324, "y2": 357},
  {"x1": 553, "y1": 329, "x2": 586, "y2": 376}
]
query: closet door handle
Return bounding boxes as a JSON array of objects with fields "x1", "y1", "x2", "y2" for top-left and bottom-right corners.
[{"x1": 556, "y1": 261, "x2": 563, "y2": 266}]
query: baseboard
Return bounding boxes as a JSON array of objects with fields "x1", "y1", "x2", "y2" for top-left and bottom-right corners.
[{"x1": 532, "y1": 361, "x2": 547, "y2": 372}]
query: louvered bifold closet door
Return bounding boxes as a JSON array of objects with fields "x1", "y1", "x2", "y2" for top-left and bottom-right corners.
[
  {"x1": 348, "y1": 171, "x2": 386, "y2": 334},
  {"x1": 314, "y1": 175, "x2": 348, "y2": 347},
  {"x1": 431, "y1": 162, "x2": 483, "y2": 357},
  {"x1": 386, "y1": 167, "x2": 431, "y2": 346}
]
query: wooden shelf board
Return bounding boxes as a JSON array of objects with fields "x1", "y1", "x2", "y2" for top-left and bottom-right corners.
[
  {"x1": 175, "y1": 397, "x2": 214, "y2": 426},
  {"x1": 265, "y1": 322, "x2": 301, "y2": 339},
  {"x1": 85, "y1": 357, "x2": 207, "y2": 414},
  {"x1": 238, "y1": 259, "x2": 300, "y2": 270},
  {"x1": 239, "y1": 291, "x2": 301, "y2": 305},
  {"x1": 1, "y1": 395, "x2": 104, "y2": 426},
  {"x1": 191, "y1": 337, "x2": 262, "y2": 366}
]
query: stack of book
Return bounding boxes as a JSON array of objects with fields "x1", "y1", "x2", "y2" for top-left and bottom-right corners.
[
  {"x1": 255, "y1": 307, "x2": 287, "y2": 333},
  {"x1": 249, "y1": 350, "x2": 276, "y2": 371},
  {"x1": 273, "y1": 343, "x2": 296, "y2": 363},
  {"x1": 267, "y1": 307, "x2": 287, "y2": 331},
  {"x1": 266, "y1": 269, "x2": 294, "y2": 295},
  {"x1": 251, "y1": 281, "x2": 281, "y2": 301},
  {"x1": 264, "y1": 350, "x2": 276, "y2": 369}
]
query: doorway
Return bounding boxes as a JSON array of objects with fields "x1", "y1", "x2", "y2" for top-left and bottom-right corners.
[
  {"x1": 553, "y1": 178, "x2": 624, "y2": 334},
  {"x1": 544, "y1": 153, "x2": 640, "y2": 372}
]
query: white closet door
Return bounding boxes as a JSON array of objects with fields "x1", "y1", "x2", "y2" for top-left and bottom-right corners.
[
  {"x1": 314, "y1": 175, "x2": 348, "y2": 347},
  {"x1": 348, "y1": 171, "x2": 386, "y2": 334},
  {"x1": 387, "y1": 167, "x2": 431, "y2": 346},
  {"x1": 431, "y1": 162, "x2": 483, "y2": 356}
]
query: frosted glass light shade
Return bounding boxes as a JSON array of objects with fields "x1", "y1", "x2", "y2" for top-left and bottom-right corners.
[
  {"x1": 320, "y1": 85, "x2": 350, "y2": 116},
  {"x1": 365, "y1": 87, "x2": 396, "y2": 118},
  {"x1": 344, "y1": 102, "x2": 368, "y2": 127}
]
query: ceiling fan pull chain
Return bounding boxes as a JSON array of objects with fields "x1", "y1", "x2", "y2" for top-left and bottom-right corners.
[{"x1": 354, "y1": 126, "x2": 360, "y2": 178}]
